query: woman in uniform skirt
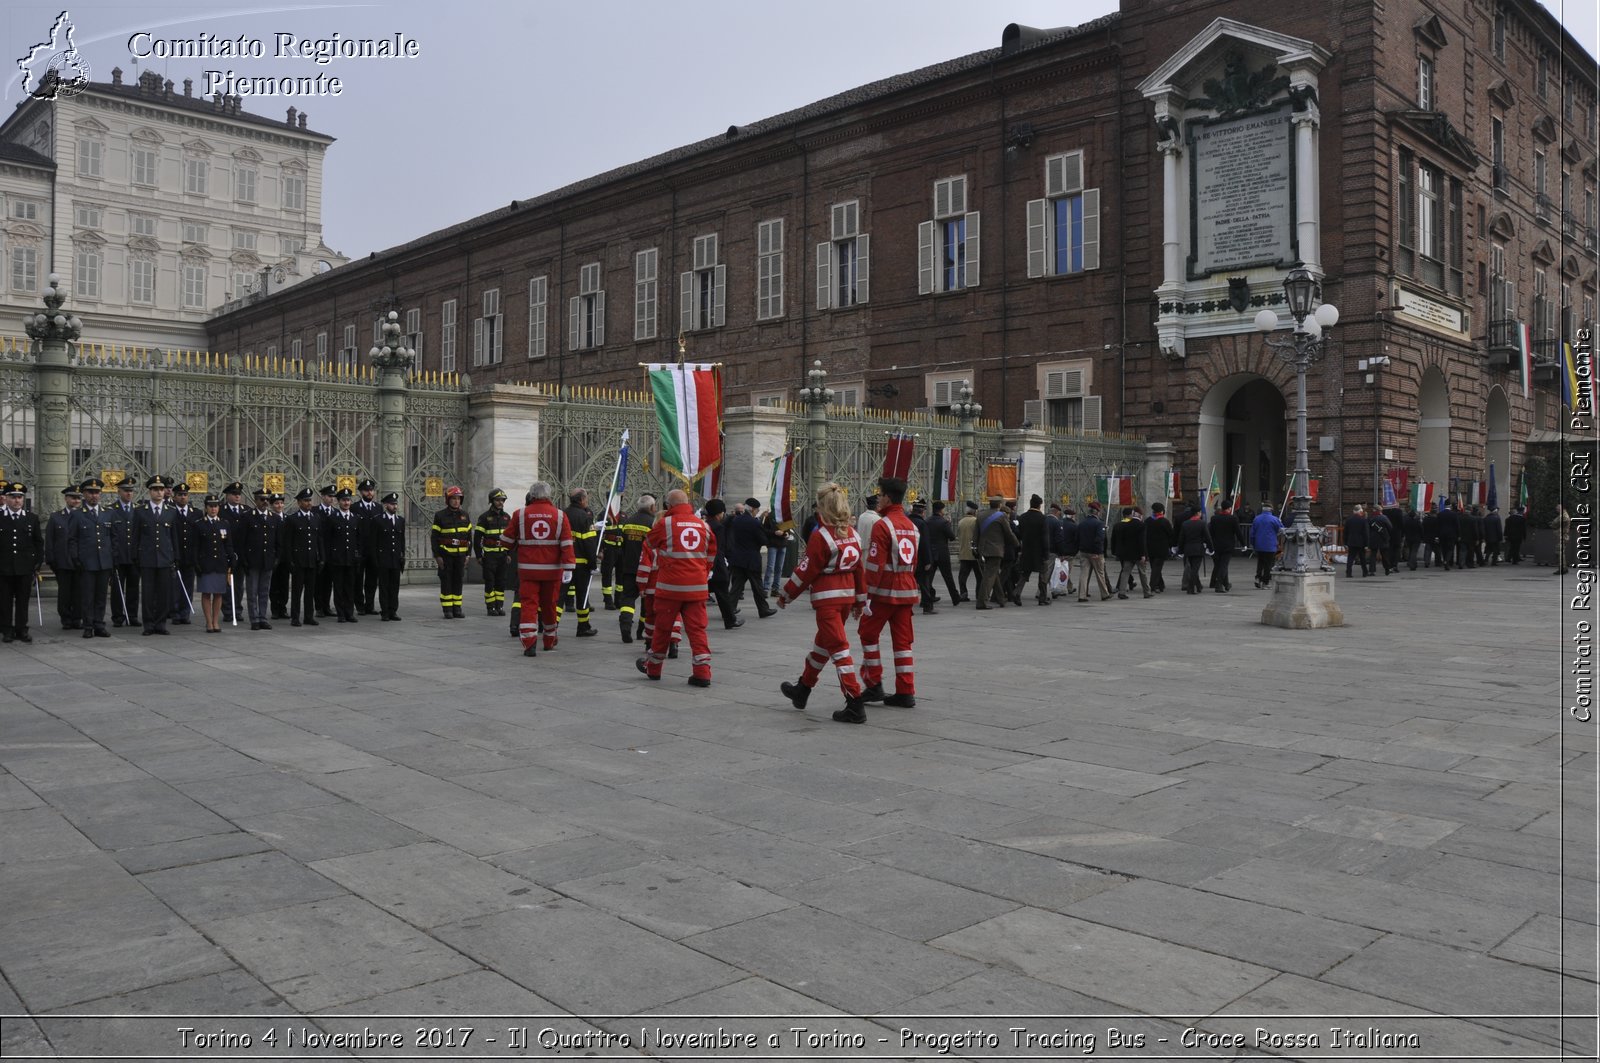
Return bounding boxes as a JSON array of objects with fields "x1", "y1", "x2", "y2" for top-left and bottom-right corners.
[{"x1": 195, "y1": 496, "x2": 238, "y2": 632}]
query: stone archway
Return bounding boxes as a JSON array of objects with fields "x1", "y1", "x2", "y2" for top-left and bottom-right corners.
[
  {"x1": 1486, "y1": 387, "x2": 1511, "y2": 503},
  {"x1": 1418, "y1": 367, "x2": 1450, "y2": 484},
  {"x1": 1199, "y1": 374, "x2": 1287, "y2": 508}
]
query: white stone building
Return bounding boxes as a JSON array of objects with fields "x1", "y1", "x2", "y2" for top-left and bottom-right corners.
[{"x1": 0, "y1": 68, "x2": 346, "y2": 352}]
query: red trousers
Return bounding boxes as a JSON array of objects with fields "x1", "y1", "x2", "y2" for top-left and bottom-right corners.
[
  {"x1": 799, "y1": 601, "x2": 863, "y2": 698},
  {"x1": 647, "y1": 597, "x2": 710, "y2": 679},
  {"x1": 858, "y1": 601, "x2": 915, "y2": 695},
  {"x1": 518, "y1": 576, "x2": 562, "y2": 650}
]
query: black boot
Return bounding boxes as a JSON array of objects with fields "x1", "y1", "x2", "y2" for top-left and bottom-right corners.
[
  {"x1": 576, "y1": 621, "x2": 597, "y2": 637},
  {"x1": 832, "y1": 697, "x2": 866, "y2": 724},
  {"x1": 859, "y1": 683, "x2": 886, "y2": 703},
  {"x1": 620, "y1": 615, "x2": 633, "y2": 643},
  {"x1": 883, "y1": 693, "x2": 917, "y2": 708},
  {"x1": 781, "y1": 681, "x2": 810, "y2": 709},
  {"x1": 523, "y1": 644, "x2": 536, "y2": 657},
  {"x1": 668, "y1": 643, "x2": 679, "y2": 659}
]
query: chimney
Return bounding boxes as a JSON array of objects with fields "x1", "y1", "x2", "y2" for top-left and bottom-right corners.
[
  {"x1": 183, "y1": 78, "x2": 192, "y2": 96},
  {"x1": 286, "y1": 106, "x2": 298, "y2": 127},
  {"x1": 163, "y1": 79, "x2": 173, "y2": 100},
  {"x1": 111, "y1": 67, "x2": 122, "y2": 86},
  {"x1": 297, "y1": 114, "x2": 307, "y2": 130}
]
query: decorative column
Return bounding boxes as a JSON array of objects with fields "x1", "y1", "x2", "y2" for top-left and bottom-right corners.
[
  {"x1": 24, "y1": 274, "x2": 82, "y2": 497},
  {"x1": 1152, "y1": 108, "x2": 1188, "y2": 360},
  {"x1": 1142, "y1": 441, "x2": 1174, "y2": 509},
  {"x1": 466, "y1": 385, "x2": 548, "y2": 507},
  {"x1": 1002, "y1": 426, "x2": 1050, "y2": 504},
  {"x1": 370, "y1": 311, "x2": 415, "y2": 498},
  {"x1": 723, "y1": 404, "x2": 792, "y2": 505},
  {"x1": 1290, "y1": 86, "x2": 1322, "y2": 278},
  {"x1": 951, "y1": 380, "x2": 982, "y2": 504},
  {"x1": 798, "y1": 360, "x2": 834, "y2": 495}
]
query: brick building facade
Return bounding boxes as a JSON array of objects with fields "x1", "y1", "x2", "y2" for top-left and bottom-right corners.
[{"x1": 207, "y1": 0, "x2": 1599, "y2": 513}]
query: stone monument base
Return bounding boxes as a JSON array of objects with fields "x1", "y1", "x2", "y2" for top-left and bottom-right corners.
[{"x1": 1260, "y1": 571, "x2": 1344, "y2": 629}]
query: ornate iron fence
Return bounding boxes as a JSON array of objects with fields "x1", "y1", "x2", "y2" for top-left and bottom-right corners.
[
  {"x1": 1043, "y1": 432, "x2": 1150, "y2": 509},
  {"x1": 524, "y1": 383, "x2": 684, "y2": 509}
]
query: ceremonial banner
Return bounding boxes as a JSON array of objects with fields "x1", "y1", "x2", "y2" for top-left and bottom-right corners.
[
  {"x1": 1096, "y1": 475, "x2": 1133, "y2": 507},
  {"x1": 1202, "y1": 465, "x2": 1221, "y2": 517},
  {"x1": 1518, "y1": 472, "x2": 1529, "y2": 510},
  {"x1": 883, "y1": 432, "x2": 914, "y2": 481},
  {"x1": 647, "y1": 362, "x2": 722, "y2": 483},
  {"x1": 1381, "y1": 478, "x2": 1397, "y2": 508},
  {"x1": 1409, "y1": 481, "x2": 1435, "y2": 512},
  {"x1": 985, "y1": 462, "x2": 1018, "y2": 501},
  {"x1": 932, "y1": 447, "x2": 961, "y2": 502},
  {"x1": 1165, "y1": 469, "x2": 1180, "y2": 500},
  {"x1": 1487, "y1": 461, "x2": 1498, "y2": 511},
  {"x1": 1518, "y1": 322, "x2": 1534, "y2": 399},
  {"x1": 768, "y1": 450, "x2": 796, "y2": 529},
  {"x1": 1562, "y1": 341, "x2": 1582, "y2": 409}
]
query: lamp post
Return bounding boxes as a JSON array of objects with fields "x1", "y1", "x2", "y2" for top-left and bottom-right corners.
[
  {"x1": 1359, "y1": 355, "x2": 1391, "y2": 505},
  {"x1": 1253, "y1": 267, "x2": 1344, "y2": 629},
  {"x1": 950, "y1": 380, "x2": 982, "y2": 504},
  {"x1": 25, "y1": 274, "x2": 83, "y2": 501},
  {"x1": 798, "y1": 359, "x2": 833, "y2": 494},
  {"x1": 368, "y1": 310, "x2": 416, "y2": 501}
]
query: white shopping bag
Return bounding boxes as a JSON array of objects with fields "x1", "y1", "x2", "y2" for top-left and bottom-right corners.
[{"x1": 1050, "y1": 557, "x2": 1073, "y2": 596}]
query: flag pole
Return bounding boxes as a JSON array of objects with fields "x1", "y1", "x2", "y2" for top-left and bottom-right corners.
[{"x1": 584, "y1": 429, "x2": 630, "y2": 613}]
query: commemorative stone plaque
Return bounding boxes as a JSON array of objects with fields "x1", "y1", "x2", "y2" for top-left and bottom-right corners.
[{"x1": 1190, "y1": 108, "x2": 1294, "y2": 277}]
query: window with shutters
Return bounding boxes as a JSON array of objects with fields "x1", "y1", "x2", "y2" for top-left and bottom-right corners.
[
  {"x1": 129, "y1": 256, "x2": 154, "y2": 303},
  {"x1": 290, "y1": 338, "x2": 302, "y2": 362},
  {"x1": 404, "y1": 308, "x2": 423, "y2": 359},
  {"x1": 634, "y1": 249, "x2": 658, "y2": 340},
  {"x1": 1418, "y1": 56, "x2": 1435, "y2": 111},
  {"x1": 570, "y1": 261, "x2": 605, "y2": 350},
  {"x1": 1036, "y1": 361, "x2": 1100, "y2": 434},
  {"x1": 757, "y1": 219, "x2": 784, "y2": 319},
  {"x1": 681, "y1": 234, "x2": 725, "y2": 331},
  {"x1": 74, "y1": 247, "x2": 101, "y2": 298},
  {"x1": 181, "y1": 260, "x2": 207, "y2": 309},
  {"x1": 920, "y1": 177, "x2": 979, "y2": 293},
  {"x1": 926, "y1": 371, "x2": 975, "y2": 413},
  {"x1": 1028, "y1": 152, "x2": 1100, "y2": 278},
  {"x1": 474, "y1": 287, "x2": 503, "y2": 366},
  {"x1": 77, "y1": 136, "x2": 103, "y2": 178},
  {"x1": 131, "y1": 146, "x2": 158, "y2": 187},
  {"x1": 1489, "y1": 243, "x2": 1515, "y2": 331},
  {"x1": 235, "y1": 164, "x2": 257, "y2": 204},
  {"x1": 817, "y1": 201, "x2": 869, "y2": 309},
  {"x1": 1534, "y1": 268, "x2": 1554, "y2": 344},
  {"x1": 10, "y1": 245, "x2": 37, "y2": 293},
  {"x1": 74, "y1": 204, "x2": 101, "y2": 230},
  {"x1": 10, "y1": 200, "x2": 38, "y2": 222},
  {"x1": 233, "y1": 229, "x2": 257, "y2": 251},
  {"x1": 752, "y1": 389, "x2": 787, "y2": 407},
  {"x1": 832, "y1": 382, "x2": 862, "y2": 409},
  {"x1": 184, "y1": 157, "x2": 208, "y2": 196},
  {"x1": 182, "y1": 221, "x2": 208, "y2": 245},
  {"x1": 527, "y1": 278, "x2": 546, "y2": 359},
  {"x1": 441, "y1": 298, "x2": 457, "y2": 372},
  {"x1": 340, "y1": 324, "x2": 358, "y2": 369},
  {"x1": 1396, "y1": 151, "x2": 1463, "y2": 296},
  {"x1": 281, "y1": 168, "x2": 305, "y2": 211}
]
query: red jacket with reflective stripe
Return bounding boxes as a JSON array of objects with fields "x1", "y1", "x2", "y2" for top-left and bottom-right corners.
[
  {"x1": 501, "y1": 501, "x2": 574, "y2": 578},
  {"x1": 644, "y1": 504, "x2": 714, "y2": 601},
  {"x1": 864, "y1": 505, "x2": 920, "y2": 604},
  {"x1": 779, "y1": 523, "x2": 866, "y2": 608}
]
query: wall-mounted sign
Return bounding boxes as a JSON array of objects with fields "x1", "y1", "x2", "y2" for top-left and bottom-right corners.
[
  {"x1": 1393, "y1": 286, "x2": 1466, "y2": 335},
  {"x1": 1190, "y1": 107, "x2": 1294, "y2": 277}
]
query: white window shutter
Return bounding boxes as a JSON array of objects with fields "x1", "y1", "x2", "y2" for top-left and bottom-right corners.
[
  {"x1": 680, "y1": 271, "x2": 694, "y2": 330},
  {"x1": 935, "y1": 181, "x2": 951, "y2": 220},
  {"x1": 1047, "y1": 152, "x2": 1083, "y2": 197},
  {"x1": 855, "y1": 234, "x2": 870, "y2": 304},
  {"x1": 1082, "y1": 395, "x2": 1102, "y2": 434},
  {"x1": 712, "y1": 264, "x2": 726, "y2": 327},
  {"x1": 918, "y1": 221, "x2": 936, "y2": 294},
  {"x1": 1027, "y1": 198, "x2": 1048, "y2": 278},
  {"x1": 592, "y1": 291, "x2": 605, "y2": 346},
  {"x1": 934, "y1": 379, "x2": 953, "y2": 405},
  {"x1": 965, "y1": 211, "x2": 980, "y2": 287},
  {"x1": 1083, "y1": 188, "x2": 1101, "y2": 271},
  {"x1": 1023, "y1": 399, "x2": 1046, "y2": 427},
  {"x1": 569, "y1": 296, "x2": 581, "y2": 349},
  {"x1": 1045, "y1": 370, "x2": 1066, "y2": 398},
  {"x1": 473, "y1": 317, "x2": 485, "y2": 366},
  {"x1": 816, "y1": 242, "x2": 832, "y2": 310},
  {"x1": 951, "y1": 177, "x2": 967, "y2": 215}
]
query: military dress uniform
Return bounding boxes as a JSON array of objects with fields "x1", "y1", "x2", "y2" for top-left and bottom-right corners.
[
  {"x1": 431, "y1": 489, "x2": 474, "y2": 618},
  {"x1": 367, "y1": 493, "x2": 407, "y2": 621},
  {"x1": 473, "y1": 491, "x2": 512, "y2": 615},
  {"x1": 350, "y1": 480, "x2": 383, "y2": 613},
  {"x1": 44, "y1": 487, "x2": 83, "y2": 629},
  {"x1": 282, "y1": 491, "x2": 325, "y2": 625},
  {"x1": 69, "y1": 480, "x2": 115, "y2": 637},
  {"x1": 564, "y1": 494, "x2": 599, "y2": 636},
  {"x1": 219, "y1": 483, "x2": 250, "y2": 620},
  {"x1": 132, "y1": 477, "x2": 179, "y2": 635},
  {"x1": 241, "y1": 497, "x2": 284, "y2": 628},
  {"x1": 323, "y1": 491, "x2": 363, "y2": 622},
  {"x1": 314, "y1": 487, "x2": 338, "y2": 615},
  {"x1": 107, "y1": 485, "x2": 140, "y2": 625},
  {"x1": 0, "y1": 483, "x2": 44, "y2": 642},
  {"x1": 168, "y1": 487, "x2": 199, "y2": 624}
]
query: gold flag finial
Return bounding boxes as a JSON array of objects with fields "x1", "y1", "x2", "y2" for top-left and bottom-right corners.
[{"x1": 676, "y1": 331, "x2": 687, "y2": 365}]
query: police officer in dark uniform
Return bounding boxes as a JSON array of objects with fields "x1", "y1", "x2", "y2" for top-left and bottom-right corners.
[
  {"x1": 431, "y1": 486, "x2": 473, "y2": 619},
  {"x1": 132, "y1": 475, "x2": 178, "y2": 635},
  {"x1": 323, "y1": 488, "x2": 362, "y2": 623},
  {"x1": 69, "y1": 478, "x2": 115, "y2": 638},
  {"x1": 241, "y1": 491, "x2": 284, "y2": 629},
  {"x1": 615, "y1": 494, "x2": 657, "y2": 642},
  {"x1": 0, "y1": 482, "x2": 43, "y2": 643},
  {"x1": 368, "y1": 491, "x2": 407, "y2": 621},
  {"x1": 283, "y1": 487, "x2": 324, "y2": 626},
  {"x1": 45, "y1": 485, "x2": 83, "y2": 630},
  {"x1": 107, "y1": 477, "x2": 140, "y2": 625},
  {"x1": 270, "y1": 486, "x2": 293, "y2": 618},
  {"x1": 169, "y1": 482, "x2": 199, "y2": 625},
  {"x1": 314, "y1": 484, "x2": 337, "y2": 616},
  {"x1": 350, "y1": 478, "x2": 383, "y2": 614},
  {"x1": 473, "y1": 488, "x2": 512, "y2": 616},
  {"x1": 217, "y1": 482, "x2": 249, "y2": 621},
  {"x1": 564, "y1": 488, "x2": 599, "y2": 637}
]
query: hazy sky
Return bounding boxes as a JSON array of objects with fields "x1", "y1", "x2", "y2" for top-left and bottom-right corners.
[{"x1": 4, "y1": 0, "x2": 1597, "y2": 259}]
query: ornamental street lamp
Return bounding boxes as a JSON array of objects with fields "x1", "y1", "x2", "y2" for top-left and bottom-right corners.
[
  {"x1": 798, "y1": 359, "x2": 834, "y2": 494},
  {"x1": 1253, "y1": 267, "x2": 1344, "y2": 629},
  {"x1": 950, "y1": 380, "x2": 982, "y2": 504},
  {"x1": 368, "y1": 310, "x2": 415, "y2": 371},
  {"x1": 22, "y1": 273, "x2": 84, "y2": 345},
  {"x1": 368, "y1": 309, "x2": 413, "y2": 501},
  {"x1": 24, "y1": 274, "x2": 82, "y2": 503}
]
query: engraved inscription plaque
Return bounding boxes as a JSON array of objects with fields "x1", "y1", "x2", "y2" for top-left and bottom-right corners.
[{"x1": 1190, "y1": 108, "x2": 1294, "y2": 277}]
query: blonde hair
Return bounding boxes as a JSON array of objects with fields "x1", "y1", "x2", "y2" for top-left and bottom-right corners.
[{"x1": 815, "y1": 482, "x2": 852, "y2": 532}]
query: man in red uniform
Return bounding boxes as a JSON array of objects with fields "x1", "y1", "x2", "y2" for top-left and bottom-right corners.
[
  {"x1": 636, "y1": 488, "x2": 714, "y2": 686},
  {"x1": 776, "y1": 482, "x2": 868, "y2": 721},
  {"x1": 500, "y1": 480, "x2": 573, "y2": 657},
  {"x1": 856, "y1": 476, "x2": 920, "y2": 718}
]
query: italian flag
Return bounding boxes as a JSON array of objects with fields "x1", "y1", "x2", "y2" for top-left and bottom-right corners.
[
  {"x1": 768, "y1": 450, "x2": 796, "y2": 529},
  {"x1": 647, "y1": 363, "x2": 722, "y2": 483},
  {"x1": 1165, "y1": 470, "x2": 1180, "y2": 500},
  {"x1": 1409, "y1": 481, "x2": 1434, "y2": 513},
  {"x1": 1518, "y1": 473, "x2": 1529, "y2": 509},
  {"x1": 932, "y1": 447, "x2": 961, "y2": 502},
  {"x1": 1097, "y1": 474, "x2": 1133, "y2": 507}
]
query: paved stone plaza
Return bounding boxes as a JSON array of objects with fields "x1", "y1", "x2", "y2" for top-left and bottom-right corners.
[{"x1": 0, "y1": 563, "x2": 1594, "y2": 1060}]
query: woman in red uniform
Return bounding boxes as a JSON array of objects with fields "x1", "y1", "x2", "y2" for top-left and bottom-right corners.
[{"x1": 776, "y1": 482, "x2": 869, "y2": 723}]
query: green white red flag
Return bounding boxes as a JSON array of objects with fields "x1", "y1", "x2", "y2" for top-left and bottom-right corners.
[
  {"x1": 1097, "y1": 474, "x2": 1133, "y2": 506},
  {"x1": 647, "y1": 363, "x2": 722, "y2": 484},
  {"x1": 768, "y1": 450, "x2": 796, "y2": 529},
  {"x1": 932, "y1": 447, "x2": 961, "y2": 501}
]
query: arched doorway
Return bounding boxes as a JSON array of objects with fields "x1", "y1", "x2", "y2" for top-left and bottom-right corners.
[
  {"x1": 1486, "y1": 387, "x2": 1511, "y2": 504},
  {"x1": 1199, "y1": 374, "x2": 1287, "y2": 509},
  {"x1": 1418, "y1": 367, "x2": 1451, "y2": 485}
]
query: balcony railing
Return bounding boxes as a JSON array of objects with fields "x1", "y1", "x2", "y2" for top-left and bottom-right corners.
[
  {"x1": 1535, "y1": 193, "x2": 1554, "y2": 221},
  {"x1": 1487, "y1": 319, "x2": 1520, "y2": 358},
  {"x1": 1532, "y1": 337, "x2": 1563, "y2": 367}
]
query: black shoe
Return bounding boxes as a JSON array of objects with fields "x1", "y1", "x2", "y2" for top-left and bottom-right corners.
[
  {"x1": 781, "y1": 681, "x2": 811, "y2": 709},
  {"x1": 2, "y1": 631, "x2": 13, "y2": 643},
  {"x1": 725, "y1": 616, "x2": 745, "y2": 630},
  {"x1": 271, "y1": 611, "x2": 289, "y2": 620},
  {"x1": 390, "y1": 615, "x2": 401, "y2": 622},
  {"x1": 620, "y1": 621, "x2": 633, "y2": 644},
  {"x1": 860, "y1": 683, "x2": 886, "y2": 703},
  {"x1": 16, "y1": 630, "x2": 32, "y2": 643},
  {"x1": 882, "y1": 693, "x2": 916, "y2": 708},
  {"x1": 1117, "y1": 592, "x2": 1129, "y2": 599},
  {"x1": 687, "y1": 676, "x2": 711, "y2": 688},
  {"x1": 303, "y1": 618, "x2": 319, "y2": 626},
  {"x1": 833, "y1": 698, "x2": 866, "y2": 724},
  {"x1": 975, "y1": 604, "x2": 990, "y2": 610},
  {"x1": 757, "y1": 608, "x2": 777, "y2": 619},
  {"x1": 347, "y1": 616, "x2": 358, "y2": 623},
  {"x1": 173, "y1": 617, "x2": 190, "y2": 625},
  {"x1": 94, "y1": 628, "x2": 110, "y2": 638},
  {"x1": 82, "y1": 628, "x2": 95, "y2": 639},
  {"x1": 922, "y1": 607, "x2": 939, "y2": 614},
  {"x1": 154, "y1": 626, "x2": 168, "y2": 635},
  {"x1": 524, "y1": 645, "x2": 537, "y2": 657},
  {"x1": 291, "y1": 618, "x2": 303, "y2": 627},
  {"x1": 316, "y1": 609, "x2": 333, "y2": 618},
  {"x1": 259, "y1": 622, "x2": 272, "y2": 630},
  {"x1": 636, "y1": 657, "x2": 658, "y2": 679},
  {"x1": 575, "y1": 622, "x2": 597, "y2": 637},
  {"x1": 250, "y1": 622, "x2": 262, "y2": 630},
  {"x1": 668, "y1": 644, "x2": 679, "y2": 659},
  {"x1": 113, "y1": 619, "x2": 125, "y2": 628}
]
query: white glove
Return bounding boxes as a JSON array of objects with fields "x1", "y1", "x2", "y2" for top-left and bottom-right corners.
[{"x1": 561, "y1": 570, "x2": 572, "y2": 584}]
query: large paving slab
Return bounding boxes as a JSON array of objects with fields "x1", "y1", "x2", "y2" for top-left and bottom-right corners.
[{"x1": 0, "y1": 567, "x2": 1592, "y2": 1050}]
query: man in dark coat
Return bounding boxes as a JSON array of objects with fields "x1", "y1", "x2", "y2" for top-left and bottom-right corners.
[
  {"x1": 107, "y1": 477, "x2": 140, "y2": 626},
  {"x1": 44, "y1": 485, "x2": 83, "y2": 630},
  {"x1": 1207, "y1": 498, "x2": 1241, "y2": 592},
  {"x1": 368, "y1": 492, "x2": 408, "y2": 621},
  {"x1": 69, "y1": 479, "x2": 116, "y2": 638},
  {"x1": 168, "y1": 483, "x2": 198, "y2": 625},
  {"x1": 1344, "y1": 503, "x2": 1371, "y2": 577},
  {"x1": 975, "y1": 495, "x2": 1021, "y2": 609},
  {"x1": 1434, "y1": 501, "x2": 1459, "y2": 572},
  {"x1": 322, "y1": 488, "x2": 362, "y2": 623},
  {"x1": 350, "y1": 479, "x2": 383, "y2": 614},
  {"x1": 1109, "y1": 505, "x2": 1149, "y2": 599},
  {"x1": 0, "y1": 481, "x2": 44, "y2": 643},
  {"x1": 1402, "y1": 504, "x2": 1424, "y2": 570},
  {"x1": 726, "y1": 498, "x2": 775, "y2": 618},
  {"x1": 1143, "y1": 502, "x2": 1173, "y2": 593},
  {"x1": 703, "y1": 499, "x2": 743, "y2": 630},
  {"x1": 1483, "y1": 506, "x2": 1504, "y2": 564},
  {"x1": 1458, "y1": 504, "x2": 1481, "y2": 569},
  {"x1": 241, "y1": 492, "x2": 284, "y2": 629},
  {"x1": 1504, "y1": 505, "x2": 1528, "y2": 563},
  {"x1": 925, "y1": 501, "x2": 961, "y2": 604},
  {"x1": 1177, "y1": 505, "x2": 1211, "y2": 594},
  {"x1": 907, "y1": 499, "x2": 939, "y2": 614},
  {"x1": 282, "y1": 488, "x2": 325, "y2": 625},
  {"x1": 1421, "y1": 503, "x2": 1440, "y2": 567},
  {"x1": 1074, "y1": 501, "x2": 1113, "y2": 602},
  {"x1": 1054, "y1": 506, "x2": 1079, "y2": 596},
  {"x1": 1367, "y1": 505, "x2": 1396, "y2": 575},
  {"x1": 1016, "y1": 495, "x2": 1052, "y2": 605},
  {"x1": 132, "y1": 475, "x2": 178, "y2": 635}
]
